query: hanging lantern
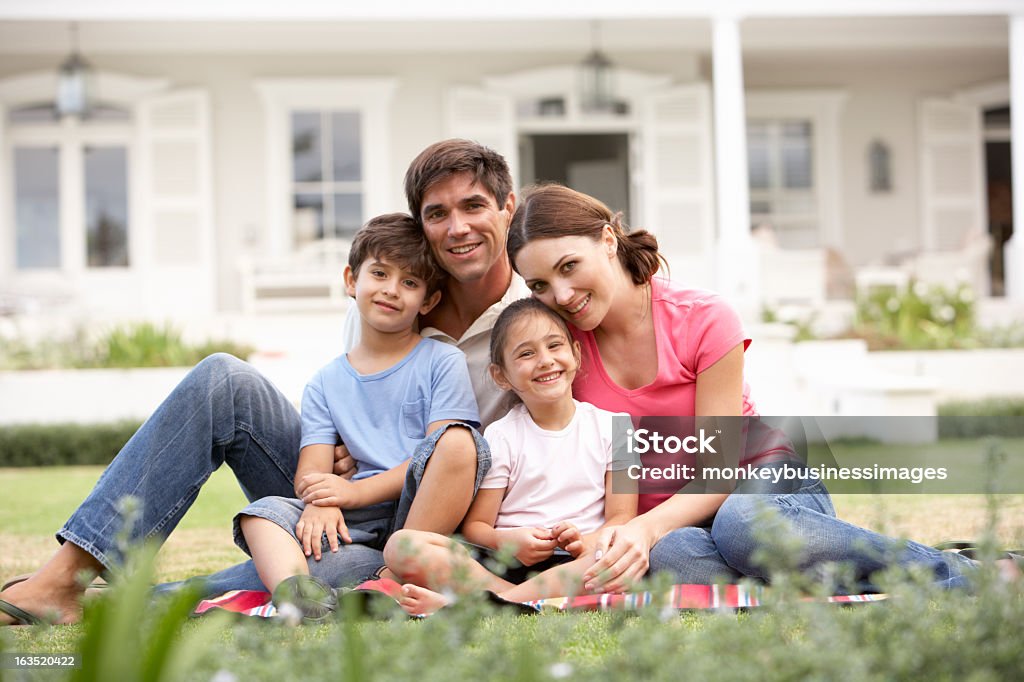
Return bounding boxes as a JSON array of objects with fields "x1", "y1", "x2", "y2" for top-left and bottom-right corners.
[
  {"x1": 56, "y1": 23, "x2": 94, "y2": 119},
  {"x1": 579, "y1": 22, "x2": 615, "y2": 114}
]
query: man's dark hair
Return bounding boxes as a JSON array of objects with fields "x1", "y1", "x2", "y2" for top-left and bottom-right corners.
[{"x1": 404, "y1": 139, "x2": 513, "y2": 220}]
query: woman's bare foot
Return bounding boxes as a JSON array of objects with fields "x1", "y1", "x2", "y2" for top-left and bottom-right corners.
[{"x1": 398, "y1": 584, "x2": 449, "y2": 617}]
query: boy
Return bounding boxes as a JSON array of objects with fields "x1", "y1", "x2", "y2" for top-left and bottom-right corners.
[{"x1": 234, "y1": 213, "x2": 484, "y2": 599}]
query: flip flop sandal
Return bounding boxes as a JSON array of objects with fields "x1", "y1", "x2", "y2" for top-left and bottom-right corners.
[
  {"x1": 271, "y1": 575, "x2": 338, "y2": 624},
  {"x1": 0, "y1": 598, "x2": 45, "y2": 626},
  {"x1": 1, "y1": 574, "x2": 32, "y2": 592},
  {"x1": 2, "y1": 574, "x2": 108, "y2": 592}
]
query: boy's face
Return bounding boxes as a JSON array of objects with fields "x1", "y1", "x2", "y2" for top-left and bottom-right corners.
[
  {"x1": 419, "y1": 171, "x2": 514, "y2": 284},
  {"x1": 344, "y1": 257, "x2": 441, "y2": 335}
]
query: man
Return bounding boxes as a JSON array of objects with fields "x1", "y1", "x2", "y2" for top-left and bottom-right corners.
[{"x1": 0, "y1": 139, "x2": 526, "y2": 626}]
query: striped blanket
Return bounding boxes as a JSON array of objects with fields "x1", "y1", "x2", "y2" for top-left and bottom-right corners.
[{"x1": 193, "y1": 579, "x2": 888, "y2": 619}]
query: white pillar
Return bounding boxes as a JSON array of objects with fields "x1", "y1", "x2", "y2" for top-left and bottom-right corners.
[
  {"x1": 711, "y1": 14, "x2": 757, "y2": 309},
  {"x1": 1007, "y1": 15, "x2": 1024, "y2": 301}
]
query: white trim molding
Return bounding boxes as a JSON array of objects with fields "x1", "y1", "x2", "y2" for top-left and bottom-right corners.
[{"x1": 254, "y1": 77, "x2": 398, "y2": 257}]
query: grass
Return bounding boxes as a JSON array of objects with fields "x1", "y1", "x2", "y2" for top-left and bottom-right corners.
[{"x1": 1, "y1": 440, "x2": 1023, "y2": 681}]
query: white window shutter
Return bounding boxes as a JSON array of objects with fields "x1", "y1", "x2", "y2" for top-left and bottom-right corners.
[
  {"x1": 918, "y1": 98, "x2": 984, "y2": 251},
  {"x1": 136, "y1": 89, "x2": 215, "y2": 316},
  {"x1": 641, "y1": 84, "x2": 715, "y2": 287},
  {"x1": 445, "y1": 87, "x2": 518, "y2": 186}
]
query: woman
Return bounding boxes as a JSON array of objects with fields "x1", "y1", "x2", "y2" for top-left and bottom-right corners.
[{"x1": 506, "y1": 183, "x2": 975, "y2": 594}]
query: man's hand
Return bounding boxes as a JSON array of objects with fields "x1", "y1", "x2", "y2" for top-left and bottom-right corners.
[
  {"x1": 494, "y1": 527, "x2": 558, "y2": 567},
  {"x1": 551, "y1": 521, "x2": 585, "y2": 558},
  {"x1": 295, "y1": 505, "x2": 351, "y2": 560},
  {"x1": 333, "y1": 444, "x2": 357, "y2": 479},
  {"x1": 297, "y1": 472, "x2": 359, "y2": 508}
]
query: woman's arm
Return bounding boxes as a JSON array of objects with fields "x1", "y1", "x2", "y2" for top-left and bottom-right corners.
[{"x1": 583, "y1": 343, "x2": 746, "y2": 592}]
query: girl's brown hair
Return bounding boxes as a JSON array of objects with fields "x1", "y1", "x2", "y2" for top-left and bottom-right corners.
[
  {"x1": 489, "y1": 297, "x2": 575, "y2": 369},
  {"x1": 506, "y1": 183, "x2": 667, "y2": 285}
]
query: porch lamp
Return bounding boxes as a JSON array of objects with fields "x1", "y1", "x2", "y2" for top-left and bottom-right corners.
[
  {"x1": 579, "y1": 21, "x2": 615, "y2": 113},
  {"x1": 56, "y1": 23, "x2": 94, "y2": 119}
]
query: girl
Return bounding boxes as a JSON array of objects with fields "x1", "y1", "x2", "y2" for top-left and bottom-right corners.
[
  {"x1": 383, "y1": 298, "x2": 637, "y2": 616},
  {"x1": 506, "y1": 183, "x2": 979, "y2": 595}
]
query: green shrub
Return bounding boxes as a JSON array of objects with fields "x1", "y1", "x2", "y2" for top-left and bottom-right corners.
[
  {"x1": 0, "y1": 322, "x2": 255, "y2": 370},
  {"x1": 938, "y1": 397, "x2": 1024, "y2": 439},
  {"x1": 0, "y1": 421, "x2": 142, "y2": 467},
  {"x1": 851, "y1": 280, "x2": 976, "y2": 350}
]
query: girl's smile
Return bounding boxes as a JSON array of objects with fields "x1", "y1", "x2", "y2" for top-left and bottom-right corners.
[{"x1": 490, "y1": 313, "x2": 581, "y2": 412}]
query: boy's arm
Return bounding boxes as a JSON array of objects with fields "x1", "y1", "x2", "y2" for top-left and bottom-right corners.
[
  {"x1": 294, "y1": 444, "x2": 335, "y2": 497},
  {"x1": 302, "y1": 418, "x2": 464, "y2": 508}
]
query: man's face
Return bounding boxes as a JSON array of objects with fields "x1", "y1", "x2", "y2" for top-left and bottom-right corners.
[{"x1": 419, "y1": 172, "x2": 513, "y2": 284}]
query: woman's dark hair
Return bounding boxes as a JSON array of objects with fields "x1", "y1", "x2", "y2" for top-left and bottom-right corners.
[
  {"x1": 506, "y1": 183, "x2": 667, "y2": 285},
  {"x1": 489, "y1": 297, "x2": 574, "y2": 369}
]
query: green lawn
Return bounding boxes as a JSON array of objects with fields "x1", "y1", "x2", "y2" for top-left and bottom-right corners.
[{"x1": 1, "y1": 441, "x2": 1023, "y2": 681}]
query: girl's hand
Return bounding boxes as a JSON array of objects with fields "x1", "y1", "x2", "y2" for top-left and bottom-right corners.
[
  {"x1": 495, "y1": 527, "x2": 558, "y2": 566},
  {"x1": 581, "y1": 524, "x2": 651, "y2": 594},
  {"x1": 551, "y1": 521, "x2": 584, "y2": 558},
  {"x1": 295, "y1": 505, "x2": 351, "y2": 560},
  {"x1": 298, "y1": 472, "x2": 359, "y2": 508}
]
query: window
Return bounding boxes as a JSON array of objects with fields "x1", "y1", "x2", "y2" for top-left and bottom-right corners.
[
  {"x1": 290, "y1": 110, "x2": 363, "y2": 244},
  {"x1": 10, "y1": 104, "x2": 132, "y2": 271},
  {"x1": 745, "y1": 91, "x2": 846, "y2": 251},
  {"x1": 14, "y1": 146, "x2": 60, "y2": 268},
  {"x1": 747, "y1": 119, "x2": 818, "y2": 248},
  {"x1": 256, "y1": 78, "x2": 396, "y2": 257}
]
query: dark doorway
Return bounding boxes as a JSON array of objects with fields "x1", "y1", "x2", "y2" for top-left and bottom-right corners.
[
  {"x1": 519, "y1": 134, "x2": 631, "y2": 216},
  {"x1": 985, "y1": 106, "x2": 1012, "y2": 297}
]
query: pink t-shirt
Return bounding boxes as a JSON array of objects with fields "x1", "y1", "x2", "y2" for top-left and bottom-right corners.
[{"x1": 570, "y1": 278, "x2": 784, "y2": 513}]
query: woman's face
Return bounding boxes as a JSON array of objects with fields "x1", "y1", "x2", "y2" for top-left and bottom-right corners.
[{"x1": 513, "y1": 231, "x2": 619, "y2": 332}]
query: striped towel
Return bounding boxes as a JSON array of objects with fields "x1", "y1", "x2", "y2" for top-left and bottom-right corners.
[{"x1": 192, "y1": 580, "x2": 886, "y2": 618}]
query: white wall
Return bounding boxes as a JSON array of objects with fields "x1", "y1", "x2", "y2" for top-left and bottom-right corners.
[
  {"x1": 0, "y1": 50, "x2": 701, "y2": 313},
  {"x1": 0, "y1": 47, "x2": 1008, "y2": 312},
  {"x1": 741, "y1": 50, "x2": 1008, "y2": 267}
]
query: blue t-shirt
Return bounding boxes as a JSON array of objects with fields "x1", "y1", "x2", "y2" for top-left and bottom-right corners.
[{"x1": 300, "y1": 338, "x2": 480, "y2": 479}]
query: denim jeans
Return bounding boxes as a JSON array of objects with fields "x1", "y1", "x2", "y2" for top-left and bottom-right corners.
[
  {"x1": 648, "y1": 461, "x2": 975, "y2": 592},
  {"x1": 56, "y1": 353, "x2": 489, "y2": 597}
]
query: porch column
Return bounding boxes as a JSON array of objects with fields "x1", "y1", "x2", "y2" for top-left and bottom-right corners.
[
  {"x1": 1008, "y1": 14, "x2": 1024, "y2": 302},
  {"x1": 711, "y1": 14, "x2": 757, "y2": 309}
]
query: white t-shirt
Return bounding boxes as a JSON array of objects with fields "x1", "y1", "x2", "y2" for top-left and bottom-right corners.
[
  {"x1": 340, "y1": 275, "x2": 530, "y2": 429},
  {"x1": 480, "y1": 400, "x2": 627, "y2": 535}
]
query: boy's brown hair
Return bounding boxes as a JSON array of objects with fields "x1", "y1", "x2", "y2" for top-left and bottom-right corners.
[
  {"x1": 404, "y1": 139, "x2": 513, "y2": 220},
  {"x1": 348, "y1": 213, "x2": 447, "y2": 294}
]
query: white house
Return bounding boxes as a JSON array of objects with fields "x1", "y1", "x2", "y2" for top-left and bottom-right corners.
[{"x1": 0, "y1": 1, "x2": 1021, "y2": 324}]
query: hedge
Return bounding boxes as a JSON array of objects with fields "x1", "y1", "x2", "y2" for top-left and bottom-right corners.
[
  {"x1": 936, "y1": 396, "x2": 1024, "y2": 439},
  {"x1": 0, "y1": 421, "x2": 142, "y2": 467}
]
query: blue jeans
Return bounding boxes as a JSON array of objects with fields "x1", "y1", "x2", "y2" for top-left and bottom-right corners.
[
  {"x1": 56, "y1": 353, "x2": 489, "y2": 597},
  {"x1": 648, "y1": 461, "x2": 975, "y2": 592}
]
